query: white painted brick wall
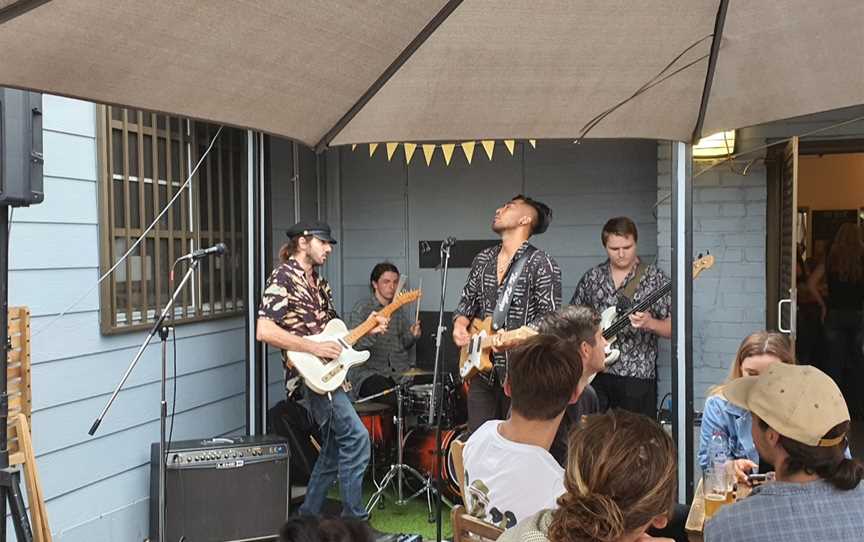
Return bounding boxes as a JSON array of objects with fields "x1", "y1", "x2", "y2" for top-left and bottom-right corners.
[{"x1": 655, "y1": 141, "x2": 767, "y2": 410}]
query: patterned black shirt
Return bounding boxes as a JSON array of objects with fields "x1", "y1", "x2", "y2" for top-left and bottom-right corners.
[
  {"x1": 258, "y1": 257, "x2": 339, "y2": 391},
  {"x1": 570, "y1": 259, "x2": 670, "y2": 380},
  {"x1": 454, "y1": 242, "x2": 562, "y2": 382}
]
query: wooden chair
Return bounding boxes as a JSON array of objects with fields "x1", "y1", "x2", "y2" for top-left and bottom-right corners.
[
  {"x1": 451, "y1": 505, "x2": 504, "y2": 542},
  {"x1": 8, "y1": 307, "x2": 51, "y2": 542},
  {"x1": 450, "y1": 438, "x2": 466, "y2": 498}
]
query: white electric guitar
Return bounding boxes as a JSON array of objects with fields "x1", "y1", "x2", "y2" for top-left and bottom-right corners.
[
  {"x1": 287, "y1": 290, "x2": 421, "y2": 394},
  {"x1": 600, "y1": 254, "x2": 715, "y2": 366}
]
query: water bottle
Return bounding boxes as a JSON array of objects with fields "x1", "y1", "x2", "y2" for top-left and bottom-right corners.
[{"x1": 708, "y1": 431, "x2": 728, "y2": 473}]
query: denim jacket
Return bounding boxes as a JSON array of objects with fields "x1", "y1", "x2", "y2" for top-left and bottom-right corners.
[{"x1": 698, "y1": 394, "x2": 759, "y2": 471}]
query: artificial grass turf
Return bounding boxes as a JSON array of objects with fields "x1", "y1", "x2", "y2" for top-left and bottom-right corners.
[{"x1": 326, "y1": 481, "x2": 454, "y2": 539}]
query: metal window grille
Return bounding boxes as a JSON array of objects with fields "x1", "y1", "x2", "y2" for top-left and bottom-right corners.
[{"x1": 97, "y1": 106, "x2": 247, "y2": 333}]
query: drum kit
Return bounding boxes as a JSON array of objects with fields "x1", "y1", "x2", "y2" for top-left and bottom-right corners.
[{"x1": 353, "y1": 368, "x2": 467, "y2": 517}]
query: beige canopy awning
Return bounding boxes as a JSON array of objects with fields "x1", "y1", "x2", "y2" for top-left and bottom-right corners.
[{"x1": 0, "y1": 0, "x2": 862, "y2": 148}]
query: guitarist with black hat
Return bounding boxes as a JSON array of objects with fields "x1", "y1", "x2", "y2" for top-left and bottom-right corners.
[
  {"x1": 570, "y1": 216, "x2": 672, "y2": 418},
  {"x1": 256, "y1": 220, "x2": 389, "y2": 520},
  {"x1": 453, "y1": 195, "x2": 562, "y2": 434}
]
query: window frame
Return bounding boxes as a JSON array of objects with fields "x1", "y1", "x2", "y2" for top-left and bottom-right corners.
[{"x1": 96, "y1": 105, "x2": 247, "y2": 334}]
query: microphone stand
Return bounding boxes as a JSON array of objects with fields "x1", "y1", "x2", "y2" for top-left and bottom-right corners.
[
  {"x1": 89, "y1": 257, "x2": 202, "y2": 542},
  {"x1": 430, "y1": 239, "x2": 453, "y2": 541}
]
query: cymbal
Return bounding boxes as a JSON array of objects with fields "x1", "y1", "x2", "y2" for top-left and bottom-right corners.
[{"x1": 399, "y1": 368, "x2": 433, "y2": 377}]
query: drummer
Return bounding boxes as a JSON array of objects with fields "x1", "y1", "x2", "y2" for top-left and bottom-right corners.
[{"x1": 348, "y1": 262, "x2": 422, "y2": 409}]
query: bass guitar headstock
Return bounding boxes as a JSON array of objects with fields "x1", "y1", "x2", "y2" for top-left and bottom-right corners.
[{"x1": 692, "y1": 253, "x2": 715, "y2": 279}]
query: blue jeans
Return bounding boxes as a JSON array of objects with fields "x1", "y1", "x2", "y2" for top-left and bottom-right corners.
[{"x1": 299, "y1": 388, "x2": 371, "y2": 519}]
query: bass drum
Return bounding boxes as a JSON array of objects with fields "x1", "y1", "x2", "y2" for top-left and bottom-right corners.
[{"x1": 401, "y1": 426, "x2": 468, "y2": 501}]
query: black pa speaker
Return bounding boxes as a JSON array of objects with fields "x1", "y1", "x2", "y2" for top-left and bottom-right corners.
[
  {"x1": 0, "y1": 88, "x2": 43, "y2": 207},
  {"x1": 150, "y1": 434, "x2": 290, "y2": 542}
]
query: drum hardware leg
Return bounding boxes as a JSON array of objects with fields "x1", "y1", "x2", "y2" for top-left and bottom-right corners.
[{"x1": 365, "y1": 384, "x2": 456, "y2": 514}]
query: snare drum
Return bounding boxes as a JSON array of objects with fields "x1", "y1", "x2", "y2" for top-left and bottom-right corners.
[
  {"x1": 401, "y1": 426, "x2": 468, "y2": 500},
  {"x1": 406, "y1": 382, "x2": 456, "y2": 426}
]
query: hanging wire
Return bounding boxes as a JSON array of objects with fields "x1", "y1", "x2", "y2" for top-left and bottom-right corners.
[
  {"x1": 31, "y1": 125, "x2": 224, "y2": 338},
  {"x1": 577, "y1": 34, "x2": 714, "y2": 141},
  {"x1": 654, "y1": 113, "x2": 864, "y2": 209}
]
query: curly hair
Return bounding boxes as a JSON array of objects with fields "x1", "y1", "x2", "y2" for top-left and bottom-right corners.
[{"x1": 548, "y1": 410, "x2": 677, "y2": 542}]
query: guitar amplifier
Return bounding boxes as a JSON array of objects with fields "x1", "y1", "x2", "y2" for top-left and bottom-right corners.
[{"x1": 149, "y1": 434, "x2": 290, "y2": 542}]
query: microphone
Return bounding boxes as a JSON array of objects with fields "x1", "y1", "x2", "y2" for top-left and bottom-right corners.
[
  {"x1": 179, "y1": 243, "x2": 228, "y2": 261},
  {"x1": 441, "y1": 236, "x2": 457, "y2": 248}
]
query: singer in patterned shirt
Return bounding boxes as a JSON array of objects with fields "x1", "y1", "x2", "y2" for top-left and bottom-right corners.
[{"x1": 453, "y1": 195, "x2": 561, "y2": 434}]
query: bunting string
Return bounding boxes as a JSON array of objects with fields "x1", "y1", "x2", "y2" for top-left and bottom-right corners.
[{"x1": 349, "y1": 139, "x2": 537, "y2": 166}]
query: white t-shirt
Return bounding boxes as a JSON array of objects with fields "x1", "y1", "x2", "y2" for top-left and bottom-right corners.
[{"x1": 462, "y1": 420, "x2": 565, "y2": 530}]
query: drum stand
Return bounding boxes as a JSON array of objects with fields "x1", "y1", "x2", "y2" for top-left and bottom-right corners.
[{"x1": 366, "y1": 384, "x2": 452, "y2": 518}]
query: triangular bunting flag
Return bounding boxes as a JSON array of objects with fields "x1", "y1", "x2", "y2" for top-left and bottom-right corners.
[
  {"x1": 481, "y1": 140, "x2": 495, "y2": 161},
  {"x1": 386, "y1": 142, "x2": 398, "y2": 161},
  {"x1": 461, "y1": 142, "x2": 476, "y2": 164},
  {"x1": 441, "y1": 143, "x2": 456, "y2": 166},
  {"x1": 529, "y1": 139, "x2": 536, "y2": 148},
  {"x1": 369, "y1": 143, "x2": 379, "y2": 157},
  {"x1": 504, "y1": 140, "x2": 515, "y2": 155},
  {"x1": 422, "y1": 144, "x2": 436, "y2": 166},
  {"x1": 404, "y1": 143, "x2": 417, "y2": 165},
  {"x1": 351, "y1": 144, "x2": 357, "y2": 151}
]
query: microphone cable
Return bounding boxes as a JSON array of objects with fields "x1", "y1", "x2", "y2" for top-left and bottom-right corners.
[{"x1": 31, "y1": 125, "x2": 224, "y2": 338}]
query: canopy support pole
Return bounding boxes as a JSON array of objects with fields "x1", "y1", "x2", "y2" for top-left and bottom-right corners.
[
  {"x1": 691, "y1": 0, "x2": 729, "y2": 143},
  {"x1": 671, "y1": 141, "x2": 695, "y2": 503},
  {"x1": 0, "y1": 0, "x2": 51, "y2": 26},
  {"x1": 314, "y1": 0, "x2": 464, "y2": 153}
]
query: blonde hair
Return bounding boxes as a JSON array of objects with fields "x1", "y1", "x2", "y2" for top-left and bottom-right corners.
[
  {"x1": 708, "y1": 331, "x2": 795, "y2": 396},
  {"x1": 548, "y1": 410, "x2": 677, "y2": 542},
  {"x1": 827, "y1": 223, "x2": 864, "y2": 283}
]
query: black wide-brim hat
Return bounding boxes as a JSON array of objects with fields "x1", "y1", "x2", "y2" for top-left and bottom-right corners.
[{"x1": 286, "y1": 220, "x2": 338, "y2": 244}]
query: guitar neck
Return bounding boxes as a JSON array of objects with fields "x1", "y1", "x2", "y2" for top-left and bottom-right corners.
[
  {"x1": 343, "y1": 300, "x2": 405, "y2": 346},
  {"x1": 478, "y1": 327, "x2": 534, "y2": 350},
  {"x1": 604, "y1": 281, "x2": 672, "y2": 338}
]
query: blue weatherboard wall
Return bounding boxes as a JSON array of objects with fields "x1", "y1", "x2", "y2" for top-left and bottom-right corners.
[{"x1": 9, "y1": 95, "x2": 246, "y2": 541}]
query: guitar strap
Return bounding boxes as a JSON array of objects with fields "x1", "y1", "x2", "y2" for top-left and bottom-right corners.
[
  {"x1": 492, "y1": 248, "x2": 534, "y2": 331},
  {"x1": 620, "y1": 262, "x2": 648, "y2": 304}
]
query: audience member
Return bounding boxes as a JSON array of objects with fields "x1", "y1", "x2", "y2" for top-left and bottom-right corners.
[
  {"x1": 807, "y1": 222, "x2": 864, "y2": 419},
  {"x1": 704, "y1": 364, "x2": 864, "y2": 542},
  {"x1": 279, "y1": 516, "x2": 374, "y2": 542},
  {"x1": 499, "y1": 409, "x2": 677, "y2": 542},
  {"x1": 698, "y1": 332, "x2": 794, "y2": 482},
  {"x1": 462, "y1": 321, "x2": 603, "y2": 529},
  {"x1": 540, "y1": 306, "x2": 605, "y2": 465}
]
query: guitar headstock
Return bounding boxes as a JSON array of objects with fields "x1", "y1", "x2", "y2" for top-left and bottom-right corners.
[
  {"x1": 392, "y1": 289, "x2": 422, "y2": 307},
  {"x1": 692, "y1": 253, "x2": 716, "y2": 279}
]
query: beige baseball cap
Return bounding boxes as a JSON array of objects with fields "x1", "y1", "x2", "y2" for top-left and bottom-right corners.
[{"x1": 723, "y1": 363, "x2": 849, "y2": 447}]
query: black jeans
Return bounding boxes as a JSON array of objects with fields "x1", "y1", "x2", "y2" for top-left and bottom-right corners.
[
  {"x1": 466, "y1": 376, "x2": 511, "y2": 435},
  {"x1": 591, "y1": 372, "x2": 657, "y2": 419},
  {"x1": 824, "y1": 309, "x2": 864, "y2": 418}
]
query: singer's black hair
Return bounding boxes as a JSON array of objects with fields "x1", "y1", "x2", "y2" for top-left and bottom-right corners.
[{"x1": 513, "y1": 194, "x2": 552, "y2": 235}]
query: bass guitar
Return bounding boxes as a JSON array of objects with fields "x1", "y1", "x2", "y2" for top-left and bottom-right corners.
[
  {"x1": 458, "y1": 317, "x2": 538, "y2": 381},
  {"x1": 287, "y1": 289, "x2": 422, "y2": 394},
  {"x1": 601, "y1": 254, "x2": 715, "y2": 366}
]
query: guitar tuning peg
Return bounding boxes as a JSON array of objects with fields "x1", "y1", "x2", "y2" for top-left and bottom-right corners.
[{"x1": 698, "y1": 252, "x2": 703, "y2": 259}]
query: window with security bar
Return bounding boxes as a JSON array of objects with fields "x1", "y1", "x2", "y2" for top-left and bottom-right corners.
[{"x1": 97, "y1": 106, "x2": 247, "y2": 333}]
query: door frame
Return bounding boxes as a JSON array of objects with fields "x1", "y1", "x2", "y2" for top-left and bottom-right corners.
[{"x1": 765, "y1": 137, "x2": 864, "y2": 330}]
